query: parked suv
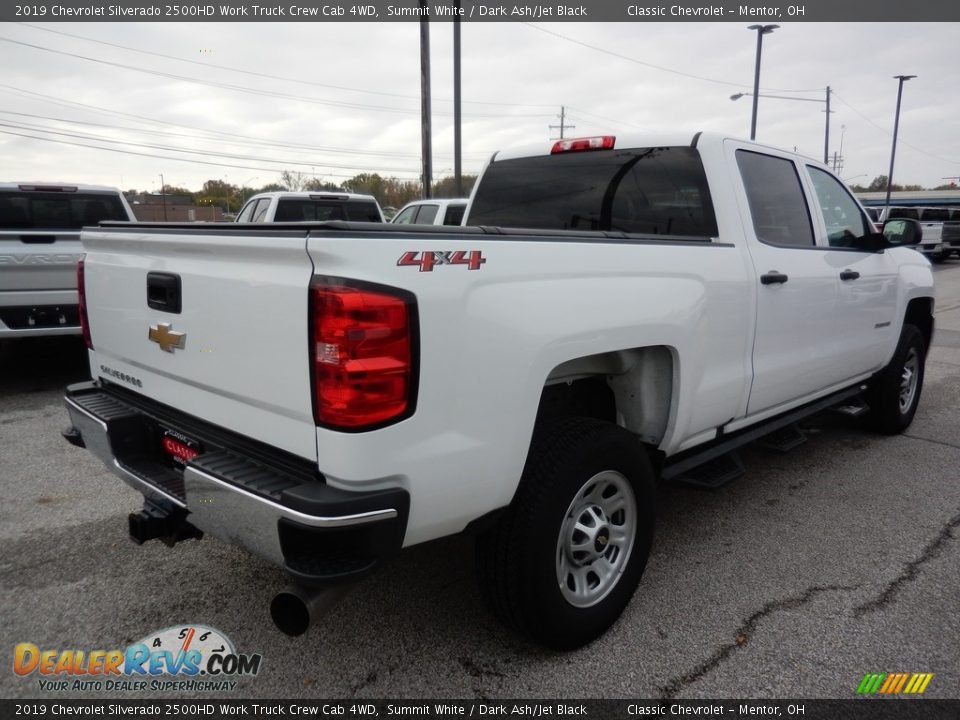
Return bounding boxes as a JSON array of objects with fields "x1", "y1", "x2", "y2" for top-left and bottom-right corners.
[
  {"x1": 235, "y1": 192, "x2": 384, "y2": 223},
  {"x1": 0, "y1": 182, "x2": 134, "y2": 338}
]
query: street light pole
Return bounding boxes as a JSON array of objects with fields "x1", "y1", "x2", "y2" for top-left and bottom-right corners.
[
  {"x1": 159, "y1": 173, "x2": 167, "y2": 221},
  {"x1": 748, "y1": 24, "x2": 778, "y2": 141},
  {"x1": 823, "y1": 85, "x2": 830, "y2": 166},
  {"x1": 731, "y1": 89, "x2": 830, "y2": 163},
  {"x1": 884, "y1": 74, "x2": 916, "y2": 214}
]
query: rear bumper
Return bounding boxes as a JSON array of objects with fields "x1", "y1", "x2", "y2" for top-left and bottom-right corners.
[{"x1": 64, "y1": 381, "x2": 409, "y2": 586}]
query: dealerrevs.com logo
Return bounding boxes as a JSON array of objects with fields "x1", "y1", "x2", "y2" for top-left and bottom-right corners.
[{"x1": 13, "y1": 625, "x2": 262, "y2": 693}]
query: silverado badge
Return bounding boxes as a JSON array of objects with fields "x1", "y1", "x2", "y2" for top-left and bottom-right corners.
[{"x1": 148, "y1": 323, "x2": 186, "y2": 353}]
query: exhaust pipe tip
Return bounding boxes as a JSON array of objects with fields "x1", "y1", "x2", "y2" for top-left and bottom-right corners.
[
  {"x1": 270, "y1": 584, "x2": 352, "y2": 637},
  {"x1": 270, "y1": 590, "x2": 312, "y2": 637}
]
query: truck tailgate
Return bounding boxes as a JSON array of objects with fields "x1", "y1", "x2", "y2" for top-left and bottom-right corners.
[
  {"x1": 0, "y1": 231, "x2": 82, "y2": 293},
  {"x1": 81, "y1": 225, "x2": 318, "y2": 460}
]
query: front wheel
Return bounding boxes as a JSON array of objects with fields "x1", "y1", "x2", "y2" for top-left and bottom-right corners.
[
  {"x1": 865, "y1": 324, "x2": 926, "y2": 434},
  {"x1": 476, "y1": 417, "x2": 656, "y2": 650}
]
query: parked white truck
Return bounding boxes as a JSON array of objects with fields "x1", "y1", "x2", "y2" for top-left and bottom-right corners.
[
  {"x1": 0, "y1": 183, "x2": 134, "y2": 338},
  {"x1": 63, "y1": 133, "x2": 934, "y2": 649}
]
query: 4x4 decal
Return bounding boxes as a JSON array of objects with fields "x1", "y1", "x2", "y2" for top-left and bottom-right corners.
[{"x1": 397, "y1": 250, "x2": 486, "y2": 272}]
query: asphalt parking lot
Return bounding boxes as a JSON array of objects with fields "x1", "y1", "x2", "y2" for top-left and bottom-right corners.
[{"x1": 2, "y1": 261, "x2": 959, "y2": 701}]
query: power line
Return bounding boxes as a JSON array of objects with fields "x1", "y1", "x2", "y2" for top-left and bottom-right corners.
[
  {"x1": 522, "y1": 23, "x2": 823, "y2": 93},
  {"x1": 16, "y1": 22, "x2": 559, "y2": 110},
  {"x1": 0, "y1": 128, "x2": 443, "y2": 180},
  {"x1": 0, "y1": 109, "x2": 488, "y2": 160},
  {"x1": 0, "y1": 119, "x2": 424, "y2": 174},
  {"x1": 0, "y1": 36, "x2": 553, "y2": 120},
  {"x1": 831, "y1": 90, "x2": 960, "y2": 167}
]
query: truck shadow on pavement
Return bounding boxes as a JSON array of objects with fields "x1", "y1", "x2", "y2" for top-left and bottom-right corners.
[{"x1": 0, "y1": 336, "x2": 90, "y2": 398}]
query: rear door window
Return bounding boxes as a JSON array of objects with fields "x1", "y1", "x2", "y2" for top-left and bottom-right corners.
[
  {"x1": 443, "y1": 204, "x2": 467, "y2": 226},
  {"x1": 736, "y1": 150, "x2": 814, "y2": 247},
  {"x1": 468, "y1": 146, "x2": 718, "y2": 238},
  {"x1": 0, "y1": 192, "x2": 128, "y2": 229},
  {"x1": 414, "y1": 204, "x2": 439, "y2": 224}
]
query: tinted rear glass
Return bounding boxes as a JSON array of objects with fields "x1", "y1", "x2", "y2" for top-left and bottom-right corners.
[
  {"x1": 468, "y1": 146, "x2": 718, "y2": 238},
  {"x1": 922, "y1": 208, "x2": 949, "y2": 221},
  {"x1": 274, "y1": 199, "x2": 381, "y2": 222},
  {"x1": 889, "y1": 208, "x2": 919, "y2": 220},
  {"x1": 444, "y1": 204, "x2": 467, "y2": 226},
  {"x1": 0, "y1": 192, "x2": 128, "y2": 229}
]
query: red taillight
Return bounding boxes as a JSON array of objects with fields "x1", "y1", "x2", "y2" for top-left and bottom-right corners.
[
  {"x1": 77, "y1": 256, "x2": 92, "y2": 349},
  {"x1": 311, "y1": 280, "x2": 416, "y2": 429},
  {"x1": 550, "y1": 136, "x2": 616, "y2": 154}
]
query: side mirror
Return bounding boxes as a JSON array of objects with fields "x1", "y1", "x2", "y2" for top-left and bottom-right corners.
[{"x1": 882, "y1": 218, "x2": 922, "y2": 247}]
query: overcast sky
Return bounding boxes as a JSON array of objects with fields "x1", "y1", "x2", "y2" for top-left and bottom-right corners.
[{"x1": 1, "y1": 21, "x2": 958, "y2": 194}]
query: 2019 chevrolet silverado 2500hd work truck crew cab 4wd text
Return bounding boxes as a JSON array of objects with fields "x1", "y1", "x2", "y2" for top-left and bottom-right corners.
[
  {"x1": 0, "y1": 183, "x2": 134, "y2": 338},
  {"x1": 63, "y1": 133, "x2": 934, "y2": 649}
]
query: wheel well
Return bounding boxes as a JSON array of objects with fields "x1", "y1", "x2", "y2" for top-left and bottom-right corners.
[
  {"x1": 905, "y1": 297, "x2": 934, "y2": 350},
  {"x1": 538, "y1": 346, "x2": 674, "y2": 445}
]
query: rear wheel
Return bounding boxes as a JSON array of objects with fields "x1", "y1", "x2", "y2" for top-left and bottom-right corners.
[
  {"x1": 476, "y1": 417, "x2": 655, "y2": 650},
  {"x1": 865, "y1": 324, "x2": 926, "y2": 434}
]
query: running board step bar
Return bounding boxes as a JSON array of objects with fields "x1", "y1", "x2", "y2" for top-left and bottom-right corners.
[
  {"x1": 662, "y1": 384, "x2": 865, "y2": 486},
  {"x1": 673, "y1": 451, "x2": 744, "y2": 489}
]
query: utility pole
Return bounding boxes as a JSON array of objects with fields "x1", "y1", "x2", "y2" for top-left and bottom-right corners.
[
  {"x1": 833, "y1": 124, "x2": 846, "y2": 173},
  {"x1": 549, "y1": 106, "x2": 575, "y2": 140},
  {"x1": 419, "y1": 3, "x2": 433, "y2": 199},
  {"x1": 453, "y1": 3, "x2": 462, "y2": 196},
  {"x1": 823, "y1": 85, "x2": 831, "y2": 165}
]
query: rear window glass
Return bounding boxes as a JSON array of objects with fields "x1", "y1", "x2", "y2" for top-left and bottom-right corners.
[
  {"x1": 468, "y1": 146, "x2": 718, "y2": 238},
  {"x1": 274, "y1": 199, "x2": 381, "y2": 223},
  {"x1": 921, "y1": 208, "x2": 949, "y2": 221},
  {"x1": 889, "y1": 208, "x2": 919, "y2": 220},
  {"x1": 0, "y1": 192, "x2": 128, "y2": 229}
]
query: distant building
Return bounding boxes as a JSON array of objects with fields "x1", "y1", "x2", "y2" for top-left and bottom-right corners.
[
  {"x1": 126, "y1": 192, "x2": 225, "y2": 222},
  {"x1": 856, "y1": 190, "x2": 960, "y2": 209}
]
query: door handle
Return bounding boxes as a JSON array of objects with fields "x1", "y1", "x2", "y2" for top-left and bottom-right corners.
[
  {"x1": 760, "y1": 271, "x2": 789, "y2": 285},
  {"x1": 840, "y1": 270, "x2": 860, "y2": 281}
]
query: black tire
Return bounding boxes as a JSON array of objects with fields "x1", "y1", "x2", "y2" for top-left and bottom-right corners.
[
  {"x1": 476, "y1": 416, "x2": 656, "y2": 650},
  {"x1": 865, "y1": 324, "x2": 926, "y2": 435},
  {"x1": 930, "y1": 251, "x2": 947, "y2": 264}
]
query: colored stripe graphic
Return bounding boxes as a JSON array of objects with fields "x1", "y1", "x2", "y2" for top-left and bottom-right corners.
[
  {"x1": 857, "y1": 672, "x2": 933, "y2": 694},
  {"x1": 857, "y1": 674, "x2": 885, "y2": 694}
]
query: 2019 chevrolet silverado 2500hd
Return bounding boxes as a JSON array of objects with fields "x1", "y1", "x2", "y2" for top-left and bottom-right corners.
[
  {"x1": 63, "y1": 133, "x2": 934, "y2": 650},
  {"x1": 0, "y1": 182, "x2": 134, "y2": 338}
]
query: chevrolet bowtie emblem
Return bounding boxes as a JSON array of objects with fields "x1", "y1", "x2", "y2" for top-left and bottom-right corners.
[{"x1": 148, "y1": 322, "x2": 186, "y2": 352}]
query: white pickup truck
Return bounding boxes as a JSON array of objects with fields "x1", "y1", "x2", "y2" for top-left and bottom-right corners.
[
  {"x1": 0, "y1": 183, "x2": 134, "y2": 338},
  {"x1": 63, "y1": 133, "x2": 934, "y2": 650}
]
